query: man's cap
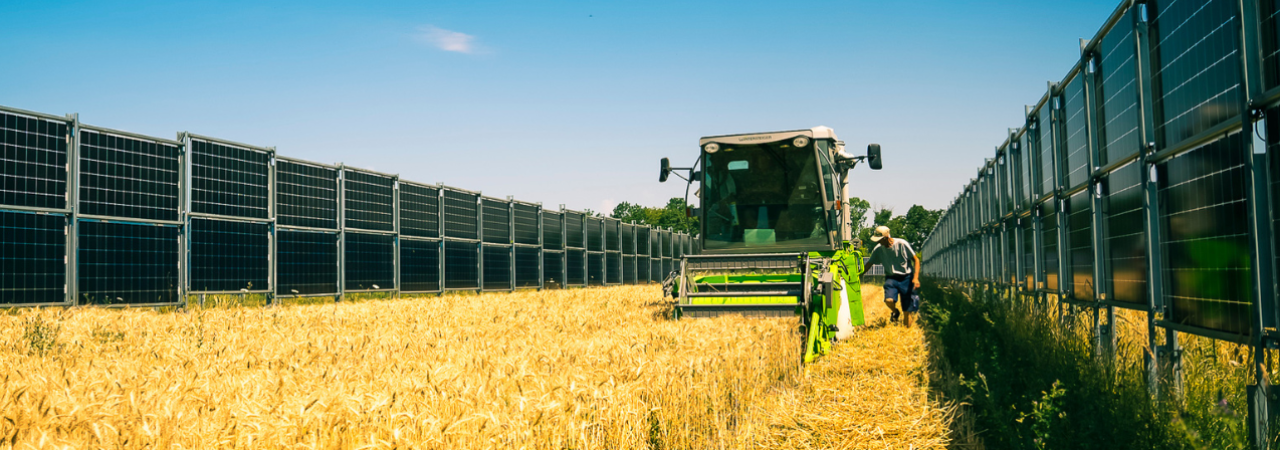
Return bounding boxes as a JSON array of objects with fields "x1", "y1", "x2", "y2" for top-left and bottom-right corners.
[{"x1": 870, "y1": 226, "x2": 892, "y2": 243}]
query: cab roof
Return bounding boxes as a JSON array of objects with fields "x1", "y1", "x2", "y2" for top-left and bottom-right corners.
[{"x1": 698, "y1": 126, "x2": 837, "y2": 147}]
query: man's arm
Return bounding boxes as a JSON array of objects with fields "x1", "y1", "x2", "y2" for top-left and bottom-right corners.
[{"x1": 912, "y1": 253, "x2": 922, "y2": 288}]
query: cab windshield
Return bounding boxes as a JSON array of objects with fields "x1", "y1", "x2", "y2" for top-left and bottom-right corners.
[{"x1": 702, "y1": 140, "x2": 829, "y2": 251}]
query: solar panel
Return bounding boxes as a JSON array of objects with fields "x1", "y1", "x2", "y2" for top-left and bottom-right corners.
[
  {"x1": 1067, "y1": 190, "x2": 1093, "y2": 301},
  {"x1": 623, "y1": 255, "x2": 636, "y2": 284},
  {"x1": 587, "y1": 217, "x2": 603, "y2": 251},
  {"x1": 1062, "y1": 75, "x2": 1089, "y2": 189},
  {"x1": 1095, "y1": 16, "x2": 1141, "y2": 166},
  {"x1": 77, "y1": 220, "x2": 178, "y2": 305},
  {"x1": 515, "y1": 246, "x2": 540, "y2": 288},
  {"x1": 188, "y1": 218, "x2": 269, "y2": 292},
  {"x1": 566, "y1": 249, "x2": 585, "y2": 286},
  {"x1": 542, "y1": 211, "x2": 564, "y2": 250},
  {"x1": 1036, "y1": 107, "x2": 1054, "y2": 198},
  {"x1": 1040, "y1": 201, "x2": 1059, "y2": 291},
  {"x1": 605, "y1": 219, "x2": 620, "y2": 251},
  {"x1": 401, "y1": 239, "x2": 440, "y2": 292},
  {"x1": 344, "y1": 232, "x2": 394, "y2": 291},
  {"x1": 662, "y1": 258, "x2": 673, "y2": 280},
  {"x1": 1103, "y1": 161, "x2": 1147, "y2": 306},
  {"x1": 636, "y1": 226, "x2": 650, "y2": 256},
  {"x1": 444, "y1": 240, "x2": 479, "y2": 289},
  {"x1": 565, "y1": 211, "x2": 584, "y2": 248},
  {"x1": 588, "y1": 252, "x2": 605, "y2": 286},
  {"x1": 343, "y1": 170, "x2": 394, "y2": 232},
  {"x1": 78, "y1": 129, "x2": 180, "y2": 221},
  {"x1": 277, "y1": 230, "x2": 338, "y2": 296},
  {"x1": 637, "y1": 254, "x2": 650, "y2": 282},
  {"x1": 483, "y1": 245, "x2": 512, "y2": 290},
  {"x1": 1023, "y1": 217, "x2": 1036, "y2": 291},
  {"x1": 0, "y1": 111, "x2": 68, "y2": 210},
  {"x1": 443, "y1": 189, "x2": 478, "y2": 240},
  {"x1": 513, "y1": 203, "x2": 539, "y2": 246},
  {"x1": 651, "y1": 258, "x2": 662, "y2": 282},
  {"x1": 605, "y1": 252, "x2": 621, "y2": 284},
  {"x1": 400, "y1": 183, "x2": 440, "y2": 239},
  {"x1": 1149, "y1": 0, "x2": 1241, "y2": 149},
  {"x1": 0, "y1": 211, "x2": 65, "y2": 304},
  {"x1": 1263, "y1": 0, "x2": 1280, "y2": 90},
  {"x1": 1005, "y1": 220, "x2": 1018, "y2": 285},
  {"x1": 621, "y1": 224, "x2": 635, "y2": 255},
  {"x1": 662, "y1": 231, "x2": 673, "y2": 257},
  {"x1": 189, "y1": 138, "x2": 270, "y2": 219},
  {"x1": 276, "y1": 159, "x2": 338, "y2": 229},
  {"x1": 482, "y1": 198, "x2": 511, "y2": 244},
  {"x1": 1157, "y1": 133, "x2": 1251, "y2": 335},
  {"x1": 543, "y1": 250, "x2": 564, "y2": 287}
]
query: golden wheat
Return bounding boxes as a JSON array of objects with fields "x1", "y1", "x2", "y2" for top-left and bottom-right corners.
[{"x1": 0, "y1": 285, "x2": 951, "y2": 449}]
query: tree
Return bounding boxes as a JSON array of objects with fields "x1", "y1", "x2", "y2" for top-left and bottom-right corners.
[
  {"x1": 608, "y1": 198, "x2": 699, "y2": 235},
  {"x1": 857, "y1": 204, "x2": 942, "y2": 251}
]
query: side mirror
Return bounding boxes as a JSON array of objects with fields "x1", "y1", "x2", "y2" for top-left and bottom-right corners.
[
  {"x1": 659, "y1": 157, "x2": 671, "y2": 182},
  {"x1": 867, "y1": 144, "x2": 882, "y2": 170}
]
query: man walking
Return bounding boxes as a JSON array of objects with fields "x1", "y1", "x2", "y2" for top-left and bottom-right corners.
[{"x1": 863, "y1": 226, "x2": 921, "y2": 326}]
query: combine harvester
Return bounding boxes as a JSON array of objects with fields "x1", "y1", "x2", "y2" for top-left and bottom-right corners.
[{"x1": 659, "y1": 127, "x2": 882, "y2": 363}]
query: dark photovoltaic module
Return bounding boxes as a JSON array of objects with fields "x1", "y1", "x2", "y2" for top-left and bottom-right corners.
[
  {"x1": 1067, "y1": 191, "x2": 1093, "y2": 301},
  {"x1": 543, "y1": 250, "x2": 564, "y2": 287},
  {"x1": 621, "y1": 224, "x2": 635, "y2": 255},
  {"x1": 401, "y1": 239, "x2": 441, "y2": 292},
  {"x1": 78, "y1": 221, "x2": 179, "y2": 305},
  {"x1": 1158, "y1": 133, "x2": 1251, "y2": 335},
  {"x1": 588, "y1": 252, "x2": 604, "y2": 286},
  {"x1": 343, "y1": 170, "x2": 394, "y2": 232},
  {"x1": 189, "y1": 139, "x2": 270, "y2": 219},
  {"x1": 565, "y1": 211, "x2": 585, "y2": 249},
  {"x1": 78, "y1": 130, "x2": 180, "y2": 221},
  {"x1": 1104, "y1": 162, "x2": 1147, "y2": 305},
  {"x1": 1040, "y1": 202, "x2": 1058, "y2": 291},
  {"x1": 482, "y1": 198, "x2": 510, "y2": 244},
  {"x1": 513, "y1": 203, "x2": 539, "y2": 246},
  {"x1": 0, "y1": 211, "x2": 65, "y2": 304},
  {"x1": 444, "y1": 240, "x2": 479, "y2": 290},
  {"x1": 344, "y1": 232, "x2": 394, "y2": 290},
  {"x1": 515, "y1": 246, "x2": 539, "y2": 288},
  {"x1": 188, "y1": 218, "x2": 269, "y2": 292},
  {"x1": 482, "y1": 245, "x2": 511, "y2": 290},
  {"x1": 400, "y1": 183, "x2": 440, "y2": 239},
  {"x1": 443, "y1": 189, "x2": 479, "y2": 240},
  {"x1": 605, "y1": 218, "x2": 620, "y2": 252},
  {"x1": 1, "y1": 112, "x2": 68, "y2": 210},
  {"x1": 276, "y1": 160, "x2": 338, "y2": 230},
  {"x1": 606, "y1": 252, "x2": 621, "y2": 284},
  {"x1": 277, "y1": 230, "x2": 338, "y2": 296},
  {"x1": 542, "y1": 211, "x2": 563, "y2": 250},
  {"x1": 566, "y1": 249, "x2": 585, "y2": 286},
  {"x1": 587, "y1": 217, "x2": 603, "y2": 252},
  {"x1": 625, "y1": 255, "x2": 638, "y2": 284},
  {"x1": 1149, "y1": 0, "x2": 1241, "y2": 149}
]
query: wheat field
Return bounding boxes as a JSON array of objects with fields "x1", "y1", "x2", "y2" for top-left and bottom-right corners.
[{"x1": 0, "y1": 285, "x2": 952, "y2": 449}]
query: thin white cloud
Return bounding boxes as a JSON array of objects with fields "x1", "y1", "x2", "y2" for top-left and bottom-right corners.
[{"x1": 416, "y1": 25, "x2": 478, "y2": 54}]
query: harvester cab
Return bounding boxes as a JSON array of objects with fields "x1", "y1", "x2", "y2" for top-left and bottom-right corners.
[{"x1": 659, "y1": 126, "x2": 882, "y2": 363}]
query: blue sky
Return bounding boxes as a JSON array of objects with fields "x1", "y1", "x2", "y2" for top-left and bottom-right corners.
[{"x1": 1, "y1": 0, "x2": 1121, "y2": 216}]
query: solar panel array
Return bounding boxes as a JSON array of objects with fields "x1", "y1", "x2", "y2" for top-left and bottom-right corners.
[
  {"x1": 922, "y1": 0, "x2": 1279, "y2": 349},
  {"x1": 0, "y1": 108, "x2": 696, "y2": 306}
]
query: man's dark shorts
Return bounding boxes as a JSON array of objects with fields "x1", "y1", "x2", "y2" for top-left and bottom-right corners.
[{"x1": 884, "y1": 276, "x2": 919, "y2": 313}]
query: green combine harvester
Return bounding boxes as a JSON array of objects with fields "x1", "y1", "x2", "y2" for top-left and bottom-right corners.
[{"x1": 659, "y1": 127, "x2": 882, "y2": 363}]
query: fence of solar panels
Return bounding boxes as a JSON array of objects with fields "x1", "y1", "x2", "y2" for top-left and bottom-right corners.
[
  {"x1": 0, "y1": 105, "x2": 696, "y2": 307},
  {"x1": 917, "y1": 0, "x2": 1280, "y2": 444}
]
